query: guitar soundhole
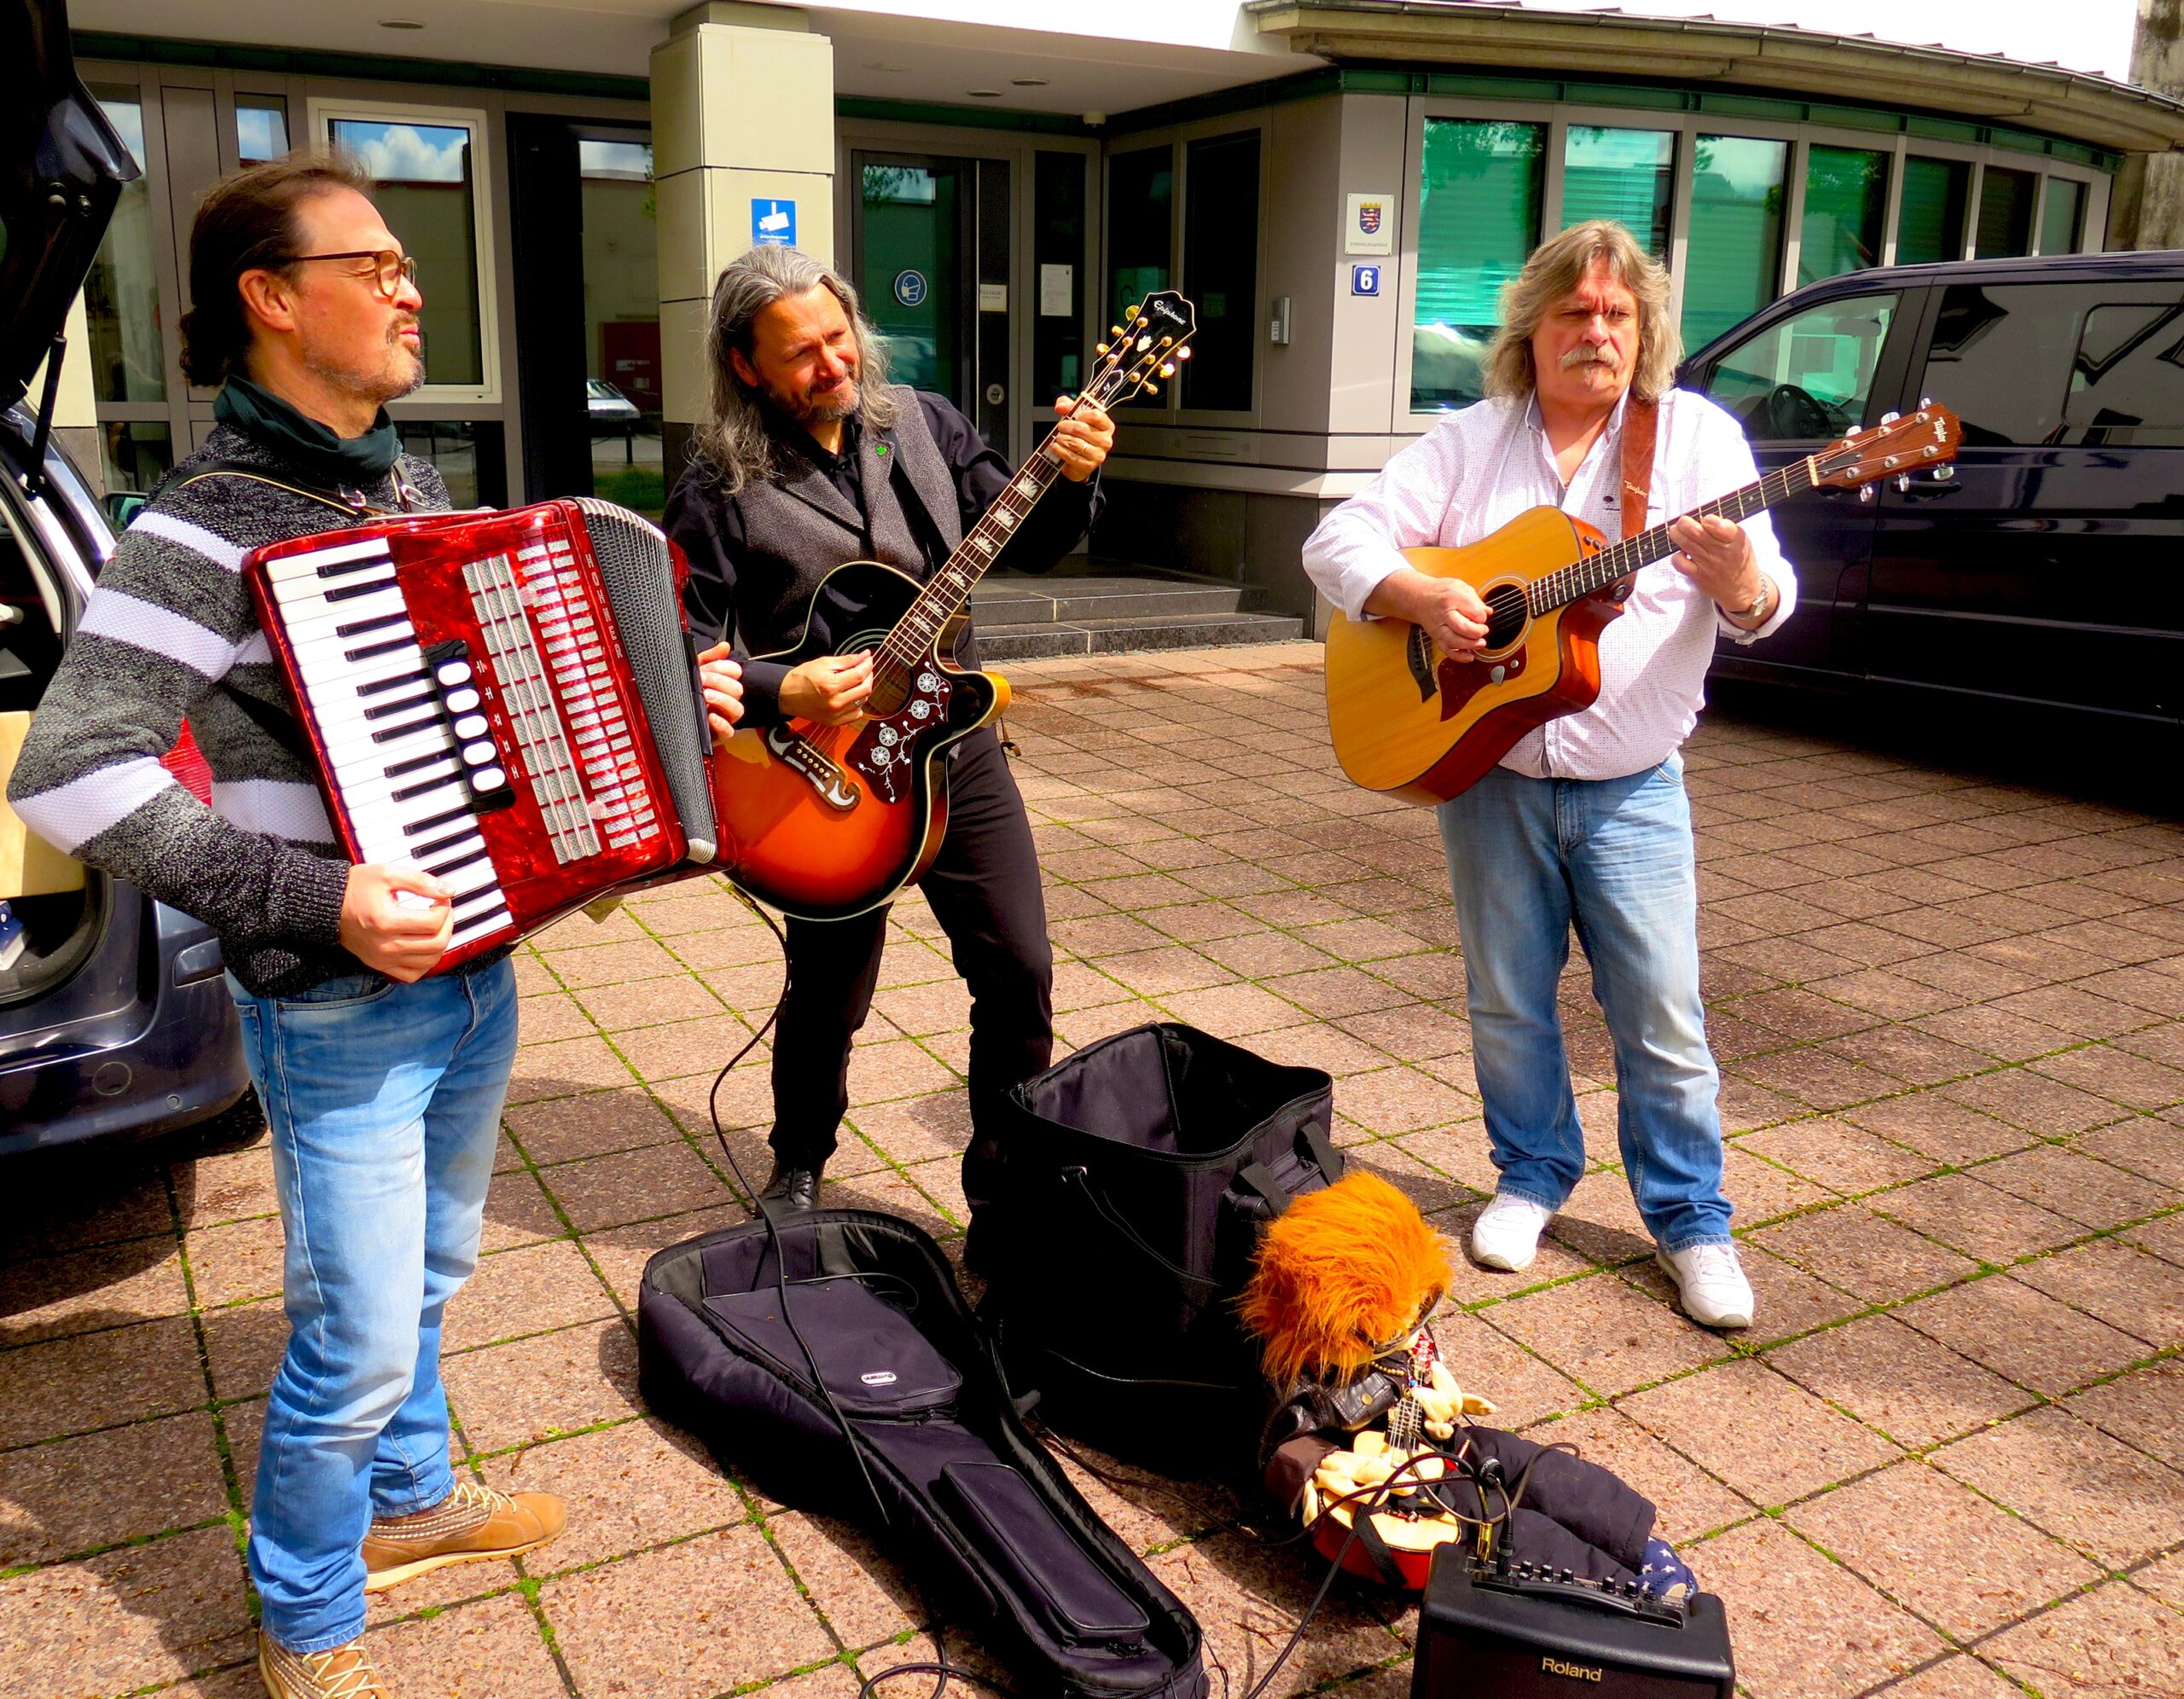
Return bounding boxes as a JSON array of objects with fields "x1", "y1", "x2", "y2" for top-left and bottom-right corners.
[{"x1": 1483, "y1": 583, "x2": 1529, "y2": 651}]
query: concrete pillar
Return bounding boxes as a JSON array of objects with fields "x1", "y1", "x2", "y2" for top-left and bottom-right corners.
[
  {"x1": 651, "y1": 1, "x2": 834, "y2": 484},
  {"x1": 2109, "y1": 0, "x2": 2184, "y2": 248}
]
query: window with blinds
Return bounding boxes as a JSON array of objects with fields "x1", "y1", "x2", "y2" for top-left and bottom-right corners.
[
  {"x1": 1897, "y1": 157, "x2": 1971, "y2": 265},
  {"x1": 1561, "y1": 126, "x2": 1673, "y2": 260},
  {"x1": 1798, "y1": 146, "x2": 1888, "y2": 286},
  {"x1": 2041, "y1": 178, "x2": 2086, "y2": 256},
  {"x1": 1411, "y1": 118, "x2": 1543, "y2": 410},
  {"x1": 1977, "y1": 166, "x2": 2036, "y2": 258},
  {"x1": 1680, "y1": 135, "x2": 1787, "y2": 353}
]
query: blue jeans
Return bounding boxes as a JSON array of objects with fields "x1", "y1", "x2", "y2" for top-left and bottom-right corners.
[
  {"x1": 1436, "y1": 757, "x2": 1731, "y2": 1252},
  {"x1": 229, "y1": 960, "x2": 518, "y2": 1653}
]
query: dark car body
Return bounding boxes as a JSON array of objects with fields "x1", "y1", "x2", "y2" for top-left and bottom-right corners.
[
  {"x1": 0, "y1": 0, "x2": 249, "y2": 1156},
  {"x1": 1682, "y1": 252, "x2": 2184, "y2": 737}
]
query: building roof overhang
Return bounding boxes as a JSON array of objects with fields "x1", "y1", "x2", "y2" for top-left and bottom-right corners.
[{"x1": 1245, "y1": 0, "x2": 2184, "y2": 154}]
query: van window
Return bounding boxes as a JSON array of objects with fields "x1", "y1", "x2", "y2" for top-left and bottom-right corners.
[
  {"x1": 1920, "y1": 281, "x2": 2184, "y2": 449},
  {"x1": 2064, "y1": 300, "x2": 2184, "y2": 446},
  {"x1": 1699, "y1": 291, "x2": 1896, "y2": 443},
  {"x1": 1920, "y1": 283, "x2": 2076, "y2": 446}
]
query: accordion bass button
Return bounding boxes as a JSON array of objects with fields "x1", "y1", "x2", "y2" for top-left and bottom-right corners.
[
  {"x1": 463, "y1": 740, "x2": 496, "y2": 765},
  {"x1": 435, "y1": 659, "x2": 472, "y2": 686},
  {"x1": 444, "y1": 687, "x2": 481, "y2": 713},
  {"x1": 473, "y1": 766, "x2": 507, "y2": 791},
  {"x1": 454, "y1": 713, "x2": 488, "y2": 739}
]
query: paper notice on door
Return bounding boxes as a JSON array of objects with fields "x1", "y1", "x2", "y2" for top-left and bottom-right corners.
[
  {"x1": 1039, "y1": 264, "x2": 1073, "y2": 317},
  {"x1": 979, "y1": 282, "x2": 1008, "y2": 313}
]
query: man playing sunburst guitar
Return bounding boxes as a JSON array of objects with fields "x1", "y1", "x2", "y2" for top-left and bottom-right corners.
[
  {"x1": 664, "y1": 244, "x2": 1112, "y2": 1214},
  {"x1": 1303, "y1": 220, "x2": 1798, "y2": 1330}
]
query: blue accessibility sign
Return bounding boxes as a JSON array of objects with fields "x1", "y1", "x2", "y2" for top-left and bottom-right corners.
[
  {"x1": 893, "y1": 270, "x2": 929, "y2": 308},
  {"x1": 752, "y1": 199, "x2": 796, "y2": 247}
]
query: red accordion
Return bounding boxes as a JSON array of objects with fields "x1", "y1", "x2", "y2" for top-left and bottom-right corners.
[{"x1": 245, "y1": 497, "x2": 718, "y2": 973}]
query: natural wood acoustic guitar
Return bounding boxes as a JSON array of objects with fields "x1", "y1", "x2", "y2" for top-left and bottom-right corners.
[
  {"x1": 1324, "y1": 404, "x2": 1960, "y2": 805},
  {"x1": 712, "y1": 291, "x2": 1198, "y2": 919}
]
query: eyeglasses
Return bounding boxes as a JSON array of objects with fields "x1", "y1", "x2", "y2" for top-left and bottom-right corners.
[{"x1": 280, "y1": 248, "x2": 419, "y2": 300}]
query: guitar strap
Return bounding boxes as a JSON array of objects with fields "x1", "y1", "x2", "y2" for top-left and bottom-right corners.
[{"x1": 1618, "y1": 394, "x2": 1658, "y2": 543}]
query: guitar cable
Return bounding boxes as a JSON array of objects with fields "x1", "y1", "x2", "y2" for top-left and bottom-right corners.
[{"x1": 704, "y1": 883, "x2": 1012, "y2": 1699}]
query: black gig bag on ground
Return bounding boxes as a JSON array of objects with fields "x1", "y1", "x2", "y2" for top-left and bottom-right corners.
[
  {"x1": 973, "y1": 1023, "x2": 1342, "y2": 1465},
  {"x1": 639, "y1": 1209, "x2": 1207, "y2": 1699}
]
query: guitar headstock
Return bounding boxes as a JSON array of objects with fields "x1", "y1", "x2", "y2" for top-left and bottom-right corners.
[
  {"x1": 1812, "y1": 403, "x2": 1961, "y2": 489},
  {"x1": 1089, "y1": 290, "x2": 1198, "y2": 405}
]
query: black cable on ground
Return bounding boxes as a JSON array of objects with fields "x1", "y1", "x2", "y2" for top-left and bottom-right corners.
[{"x1": 708, "y1": 884, "x2": 999, "y2": 1699}]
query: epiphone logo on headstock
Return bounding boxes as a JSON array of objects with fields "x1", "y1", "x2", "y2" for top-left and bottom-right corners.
[{"x1": 1541, "y1": 1656, "x2": 1604, "y2": 1683}]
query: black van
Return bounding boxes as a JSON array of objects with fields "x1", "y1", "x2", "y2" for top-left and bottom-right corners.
[
  {"x1": 1682, "y1": 252, "x2": 2184, "y2": 734},
  {"x1": 0, "y1": 0, "x2": 251, "y2": 1157}
]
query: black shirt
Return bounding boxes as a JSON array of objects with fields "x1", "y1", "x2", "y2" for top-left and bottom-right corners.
[{"x1": 663, "y1": 391, "x2": 1101, "y2": 718}]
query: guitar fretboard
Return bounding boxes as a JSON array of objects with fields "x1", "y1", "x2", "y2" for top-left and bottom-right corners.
[{"x1": 1528, "y1": 459, "x2": 1818, "y2": 615}]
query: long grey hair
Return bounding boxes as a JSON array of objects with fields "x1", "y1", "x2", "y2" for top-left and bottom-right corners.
[
  {"x1": 1484, "y1": 220, "x2": 1681, "y2": 407},
  {"x1": 692, "y1": 244, "x2": 898, "y2": 495}
]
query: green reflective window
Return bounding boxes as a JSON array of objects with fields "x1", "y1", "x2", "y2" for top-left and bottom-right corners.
[
  {"x1": 1680, "y1": 136, "x2": 1787, "y2": 352},
  {"x1": 1182, "y1": 130, "x2": 1259, "y2": 412},
  {"x1": 1896, "y1": 157, "x2": 1970, "y2": 265},
  {"x1": 86, "y1": 92, "x2": 165, "y2": 403},
  {"x1": 99, "y1": 420, "x2": 173, "y2": 500},
  {"x1": 1798, "y1": 146, "x2": 1887, "y2": 286},
  {"x1": 1700, "y1": 292, "x2": 1896, "y2": 444},
  {"x1": 2040, "y1": 177, "x2": 2085, "y2": 255},
  {"x1": 1976, "y1": 165, "x2": 2036, "y2": 259},
  {"x1": 1560, "y1": 126, "x2": 1672, "y2": 261},
  {"x1": 1412, "y1": 119, "x2": 1544, "y2": 411},
  {"x1": 332, "y1": 118, "x2": 483, "y2": 386}
]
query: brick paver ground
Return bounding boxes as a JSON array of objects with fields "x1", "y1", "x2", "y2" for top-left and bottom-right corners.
[{"x1": 3, "y1": 641, "x2": 2181, "y2": 1698}]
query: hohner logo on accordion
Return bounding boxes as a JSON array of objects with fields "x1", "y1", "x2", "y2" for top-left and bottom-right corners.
[{"x1": 245, "y1": 497, "x2": 718, "y2": 974}]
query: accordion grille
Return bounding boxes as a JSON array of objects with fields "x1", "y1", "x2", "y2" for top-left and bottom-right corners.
[{"x1": 574, "y1": 498, "x2": 718, "y2": 863}]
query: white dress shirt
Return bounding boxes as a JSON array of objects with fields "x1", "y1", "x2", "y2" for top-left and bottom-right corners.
[{"x1": 1302, "y1": 388, "x2": 1798, "y2": 782}]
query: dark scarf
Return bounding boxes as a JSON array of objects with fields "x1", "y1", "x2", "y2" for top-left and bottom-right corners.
[{"x1": 213, "y1": 374, "x2": 403, "y2": 490}]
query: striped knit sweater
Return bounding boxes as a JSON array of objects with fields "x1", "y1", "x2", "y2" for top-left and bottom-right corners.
[{"x1": 8, "y1": 422, "x2": 456, "y2": 997}]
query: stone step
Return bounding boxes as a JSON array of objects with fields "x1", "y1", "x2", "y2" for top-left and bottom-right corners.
[
  {"x1": 977, "y1": 611, "x2": 1304, "y2": 661},
  {"x1": 970, "y1": 574, "x2": 1248, "y2": 625}
]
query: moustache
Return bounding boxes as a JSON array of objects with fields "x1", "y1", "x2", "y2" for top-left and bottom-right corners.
[{"x1": 1560, "y1": 345, "x2": 1618, "y2": 370}]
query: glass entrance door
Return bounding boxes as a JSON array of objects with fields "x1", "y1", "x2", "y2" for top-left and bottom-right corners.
[{"x1": 853, "y1": 152, "x2": 1010, "y2": 452}]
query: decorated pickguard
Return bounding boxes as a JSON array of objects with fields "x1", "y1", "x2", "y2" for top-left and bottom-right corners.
[{"x1": 845, "y1": 662, "x2": 954, "y2": 804}]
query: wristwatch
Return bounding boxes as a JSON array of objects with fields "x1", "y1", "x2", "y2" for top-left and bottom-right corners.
[{"x1": 1734, "y1": 577, "x2": 1774, "y2": 623}]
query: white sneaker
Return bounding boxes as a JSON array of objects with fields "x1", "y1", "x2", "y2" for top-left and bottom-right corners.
[
  {"x1": 1470, "y1": 1193, "x2": 1555, "y2": 1271},
  {"x1": 1656, "y1": 1243, "x2": 1756, "y2": 1330}
]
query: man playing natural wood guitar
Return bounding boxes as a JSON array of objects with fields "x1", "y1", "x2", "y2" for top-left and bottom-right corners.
[{"x1": 1302, "y1": 220, "x2": 1797, "y2": 1329}]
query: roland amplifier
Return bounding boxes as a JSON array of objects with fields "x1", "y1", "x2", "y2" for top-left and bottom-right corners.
[{"x1": 1411, "y1": 1547, "x2": 1734, "y2": 1698}]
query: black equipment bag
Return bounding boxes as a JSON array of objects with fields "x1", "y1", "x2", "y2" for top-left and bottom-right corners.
[
  {"x1": 973, "y1": 1023, "x2": 1342, "y2": 1464},
  {"x1": 638, "y1": 1208, "x2": 1207, "y2": 1699}
]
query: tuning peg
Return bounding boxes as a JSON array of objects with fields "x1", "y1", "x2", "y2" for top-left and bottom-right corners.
[
  {"x1": 1124, "y1": 302, "x2": 1140, "y2": 316},
  {"x1": 1894, "y1": 473, "x2": 1912, "y2": 492},
  {"x1": 1143, "y1": 382, "x2": 1159, "y2": 396},
  {"x1": 1879, "y1": 410, "x2": 1900, "y2": 425},
  {"x1": 1859, "y1": 484, "x2": 1876, "y2": 503},
  {"x1": 1159, "y1": 335, "x2": 1173, "y2": 346},
  {"x1": 1095, "y1": 343, "x2": 1109, "y2": 356},
  {"x1": 1177, "y1": 346, "x2": 1193, "y2": 360},
  {"x1": 1934, "y1": 464, "x2": 1955, "y2": 481},
  {"x1": 1159, "y1": 363, "x2": 1176, "y2": 377},
  {"x1": 1920, "y1": 395, "x2": 1932, "y2": 407}
]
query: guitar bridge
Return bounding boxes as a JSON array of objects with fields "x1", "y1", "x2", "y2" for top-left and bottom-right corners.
[
  {"x1": 1406, "y1": 624, "x2": 1438, "y2": 704},
  {"x1": 765, "y1": 722, "x2": 858, "y2": 811}
]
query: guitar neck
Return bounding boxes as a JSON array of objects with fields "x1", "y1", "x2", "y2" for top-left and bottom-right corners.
[
  {"x1": 1530, "y1": 457, "x2": 1820, "y2": 615},
  {"x1": 874, "y1": 422, "x2": 1079, "y2": 676}
]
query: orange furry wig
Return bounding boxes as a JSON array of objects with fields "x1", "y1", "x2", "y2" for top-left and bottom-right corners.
[{"x1": 1238, "y1": 1171, "x2": 1451, "y2": 1389}]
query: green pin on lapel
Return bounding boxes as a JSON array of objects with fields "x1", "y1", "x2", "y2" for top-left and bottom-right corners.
[{"x1": 875, "y1": 444, "x2": 891, "y2": 458}]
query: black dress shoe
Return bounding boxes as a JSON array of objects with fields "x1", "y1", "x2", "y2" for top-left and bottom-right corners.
[{"x1": 758, "y1": 1162, "x2": 821, "y2": 1212}]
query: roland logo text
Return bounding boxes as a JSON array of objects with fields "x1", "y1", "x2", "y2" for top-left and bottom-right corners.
[{"x1": 1541, "y1": 1656, "x2": 1602, "y2": 1683}]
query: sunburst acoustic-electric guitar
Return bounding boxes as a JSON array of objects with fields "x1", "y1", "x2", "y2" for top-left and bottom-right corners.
[
  {"x1": 711, "y1": 291, "x2": 1199, "y2": 919},
  {"x1": 1324, "y1": 403, "x2": 1961, "y2": 806}
]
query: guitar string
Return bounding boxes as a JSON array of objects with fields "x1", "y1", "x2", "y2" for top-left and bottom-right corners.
[{"x1": 868, "y1": 345, "x2": 1160, "y2": 688}]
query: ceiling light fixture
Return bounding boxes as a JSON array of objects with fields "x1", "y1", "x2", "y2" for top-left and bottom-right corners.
[
  {"x1": 1011, "y1": 78, "x2": 1049, "y2": 87},
  {"x1": 379, "y1": 17, "x2": 427, "y2": 27},
  {"x1": 965, "y1": 89, "x2": 1002, "y2": 98}
]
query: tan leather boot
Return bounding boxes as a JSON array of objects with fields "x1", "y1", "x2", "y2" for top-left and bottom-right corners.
[
  {"x1": 360, "y1": 1477, "x2": 566, "y2": 1592},
  {"x1": 259, "y1": 1632, "x2": 390, "y2": 1698}
]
